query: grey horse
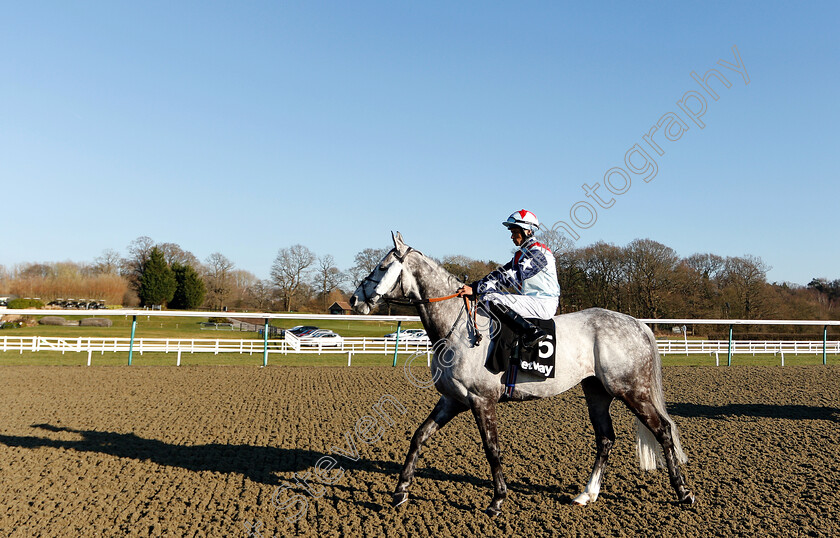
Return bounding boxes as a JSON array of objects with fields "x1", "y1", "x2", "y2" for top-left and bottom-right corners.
[{"x1": 350, "y1": 232, "x2": 694, "y2": 515}]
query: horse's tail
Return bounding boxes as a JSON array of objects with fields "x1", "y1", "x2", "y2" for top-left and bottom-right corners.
[{"x1": 636, "y1": 324, "x2": 688, "y2": 471}]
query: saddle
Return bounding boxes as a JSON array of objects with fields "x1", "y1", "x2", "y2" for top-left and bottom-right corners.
[{"x1": 486, "y1": 317, "x2": 556, "y2": 396}]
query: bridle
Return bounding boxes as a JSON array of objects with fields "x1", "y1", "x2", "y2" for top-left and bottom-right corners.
[
  {"x1": 357, "y1": 247, "x2": 482, "y2": 343},
  {"x1": 356, "y1": 247, "x2": 416, "y2": 306},
  {"x1": 357, "y1": 247, "x2": 455, "y2": 306}
]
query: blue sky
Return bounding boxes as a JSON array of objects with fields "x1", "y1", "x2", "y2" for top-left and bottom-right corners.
[{"x1": 2, "y1": 2, "x2": 838, "y2": 285}]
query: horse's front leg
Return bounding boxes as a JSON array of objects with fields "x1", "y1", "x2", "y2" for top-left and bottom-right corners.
[
  {"x1": 394, "y1": 396, "x2": 466, "y2": 507},
  {"x1": 470, "y1": 396, "x2": 507, "y2": 516}
]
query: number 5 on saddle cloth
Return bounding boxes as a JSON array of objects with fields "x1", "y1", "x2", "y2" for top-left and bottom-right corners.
[{"x1": 484, "y1": 306, "x2": 557, "y2": 398}]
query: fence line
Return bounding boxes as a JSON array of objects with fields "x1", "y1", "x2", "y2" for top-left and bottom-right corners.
[
  {"x1": 2, "y1": 335, "x2": 838, "y2": 366},
  {"x1": 2, "y1": 308, "x2": 839, "y2": 366},
  {"x1": 0, "y1": 335, "x2": 433, "y2": 355}
]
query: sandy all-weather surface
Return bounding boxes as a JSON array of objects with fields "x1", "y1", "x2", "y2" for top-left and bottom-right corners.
[{"x1": 0, "y1": 364, "x2": 839, "y2": 537}]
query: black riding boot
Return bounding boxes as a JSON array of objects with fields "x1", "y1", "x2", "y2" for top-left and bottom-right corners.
[{"x1": 487, "y1": 301, "x2": 547, "y2": 349}]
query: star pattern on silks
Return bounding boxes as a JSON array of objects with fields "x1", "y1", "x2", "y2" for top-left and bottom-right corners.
[{"x1": 474, "y1": 238, "x2": 554, "y2": 295}]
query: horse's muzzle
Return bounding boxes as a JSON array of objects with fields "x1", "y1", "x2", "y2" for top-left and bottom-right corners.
[{"x1": 349, "y1": 294, "x2": 371, "y2": 314}]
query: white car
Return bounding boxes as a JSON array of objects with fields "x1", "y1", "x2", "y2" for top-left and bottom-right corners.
[
  {"x1": 298, "y1": 329, "x2": 344, "y2": 347},
  {"x1": 383, "y1": 329, "x2": 429, "y2": 342}
]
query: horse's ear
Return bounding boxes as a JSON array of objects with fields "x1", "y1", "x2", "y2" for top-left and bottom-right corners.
[{"x1": 392, "y1": 231, "x2": 407, "y2": 254}]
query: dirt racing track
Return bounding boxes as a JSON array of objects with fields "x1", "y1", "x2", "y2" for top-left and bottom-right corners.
[{"x1": 1, "y1": 365, "x2": 839, "y2": 537}]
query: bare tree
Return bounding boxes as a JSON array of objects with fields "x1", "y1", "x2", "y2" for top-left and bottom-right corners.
[
  {"x1": 440, "y1": 255, "x2": 499, "y2": 284},
  {"x1": 0, "y1": 264, "x2": 8, "y2": 294},
  {"x1": 684, "y1": 253, "x2": 725, "y2": 281},
  {"x1": 157, "y1": 242, "x2": 200, "y2": 268},
  {"x1": 229, "y1": 269, "x2": 259, "y2": 308},
  {"x1": 678, "y1": 253, "x2": 726, "y2": 317},
  {"x1": 93, "y1": 248, "x2": 123, "y2": 275},
  {"x1": 270, "y1": 245, "x2": 316, "y2": 311},
  {"x1": 578, "y1": 241, "x2": 627, "y2": 311},
  {"x1": 245, "y1": 279, "x2": 276, "y2": 311},
  {"x1": 17, "y1": 263, "x2": 53, "y2": 279},
  {"x1": 535, "y1": 228, "x2": 575, "y2": 257},
  {"x1": 123, "y1": 236, "x2": 156, "y2": 290},
  {"x1": 555, "y1": 247, "x2": 587, "y2": 313},
  {"x1": 808, "y1": 278, "x2": 840, "y2": 312},
  {"x1": 722, "y1": 255, "x2": 771, "y2": 319},
  {"x1": 625, "y1": 238, "x2": 679, "y2": 318},
  {"x1": 349, "y1": 247, "x2": 389, "y2": 286},
  {"x1": 313, "y1": 255, "x2": 345, "y2": 310},
  {"x1": 204, "y1": 252, "x2": 235, "y2": 310}
]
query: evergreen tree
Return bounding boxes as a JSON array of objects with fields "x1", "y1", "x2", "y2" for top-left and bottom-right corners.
[
  {"x1": 170, "y1": 262, "x2": 206, "y2": 310},
  {"x1": 138, "y1": 247, "x2": 176, "y2": 307}
]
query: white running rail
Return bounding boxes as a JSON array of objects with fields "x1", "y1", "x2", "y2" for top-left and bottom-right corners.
[
  {"x1": 2, "y1": 335, "x2": 838, "y2": 356},
  {"x1": 0, "y1": 335, "x2": 435, "y2": 355}
]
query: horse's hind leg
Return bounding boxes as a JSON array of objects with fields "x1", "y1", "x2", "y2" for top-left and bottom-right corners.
[
  {"x1": 573, "y1": 376, "x2": 616, "y2": 506},
  {"x1": 469, "y1": 396, "x2": 507, "y2": 516},
  {"x1": 394, "y1": 395, "x2": 467, "y2": 507},
  {"x1": 625, "y1": 396, "x2": 695, "y2": 504}
]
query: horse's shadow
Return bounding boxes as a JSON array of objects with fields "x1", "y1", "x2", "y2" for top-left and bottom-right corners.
[
  {"x1": 668, "y1": 402, "x2": 840, "y2": 422},
  {"x1": 0, "y1": 424, "x2": 323, "y2": 485},
  {"x1": 0, "y1": 424, "x2": 569, "y2": 507}
]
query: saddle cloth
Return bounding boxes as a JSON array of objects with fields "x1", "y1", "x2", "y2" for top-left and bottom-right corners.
[{"x1": 485, "y1": 317, "x2": 556, "y2": 379}]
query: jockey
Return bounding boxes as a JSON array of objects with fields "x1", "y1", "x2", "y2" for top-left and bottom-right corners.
[{"x1": 456, "y1": 210, "x2": 561, "y2": 348}]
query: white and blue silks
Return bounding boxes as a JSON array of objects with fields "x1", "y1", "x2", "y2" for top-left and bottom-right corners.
[{"x1": 473, "y1": 237, "x2": 560, "y2": 320}]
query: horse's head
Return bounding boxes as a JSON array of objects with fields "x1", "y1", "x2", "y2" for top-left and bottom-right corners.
[{"x1": 350, "y1": 232, "x2": 422, "y2": 314}]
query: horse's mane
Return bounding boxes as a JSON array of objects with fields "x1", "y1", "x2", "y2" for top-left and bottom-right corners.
[{"x1": 413, "y1": 250, "x2": 465, "y2": 288}]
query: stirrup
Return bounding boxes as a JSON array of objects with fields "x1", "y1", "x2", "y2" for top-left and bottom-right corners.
[{"x1": 521, "y1": 329, "x2": 548, "y2": 350}]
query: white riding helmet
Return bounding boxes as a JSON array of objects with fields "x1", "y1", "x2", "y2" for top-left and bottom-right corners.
[{"x1": 502, "y1": 209, "x2": 540, "y2": 233}]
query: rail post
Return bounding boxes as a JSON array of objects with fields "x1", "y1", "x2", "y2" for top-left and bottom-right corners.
[
  {"x1": 263, "y1": 318, "x2": 269, "y2": 367},
  {"x1": 823, "y1": 325, "x2": 828, "y2": 365},
  {"x1": 128, "y1": 315, "x2": 137, "y2": 365},
  {"x1": 392, "y1": 321, "x2": 402, "y2": 367},
  {"x1": 727, "y1": 324, "x2": 733, "y2": 366}
]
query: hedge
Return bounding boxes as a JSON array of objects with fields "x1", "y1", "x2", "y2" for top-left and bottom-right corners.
[{"x1": 7, "y1": 298, "x2": 45, "y2": 309}]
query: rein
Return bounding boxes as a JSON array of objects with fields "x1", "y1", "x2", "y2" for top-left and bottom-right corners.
[
  {"x1": 387, "y1": 293, "x2": 482, "y2": 345},
  {"x1": 386, "y1": 292, "x2": 460, "y2": 306}
]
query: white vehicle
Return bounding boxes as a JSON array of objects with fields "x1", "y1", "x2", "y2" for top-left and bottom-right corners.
[
  {"x1": 298, "y1": 329, "x2": 344, "y2": 347},
  {"x1": 383, "y1": 329, "x2": 430, "y2": 342}
]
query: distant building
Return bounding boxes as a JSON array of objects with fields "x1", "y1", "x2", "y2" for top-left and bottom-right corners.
[{"x1": 329, "y1": 301, "x2": 353, "y2": 315}]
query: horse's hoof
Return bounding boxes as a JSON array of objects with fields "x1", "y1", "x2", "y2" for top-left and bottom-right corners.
[
  {"x1": 679, "y1": 491, "x2": 696, "y2": 505},
  {"x1": 484, "y1": 506, "x2": 502, "y2": 517},
  {"x1": 392, "y1": 492, "x2": 409, "y2": 507},
  {"x1": 572, "y1": 493, "x2": 590, "y2": 506}
]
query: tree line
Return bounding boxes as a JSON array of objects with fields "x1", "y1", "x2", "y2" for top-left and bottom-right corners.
[
  {"x1": 1, "y1": 235, "x2": 839, "y2": 332},
  {"x1": 0, "y1": 237, "x2": 392, "y2": 313}
]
